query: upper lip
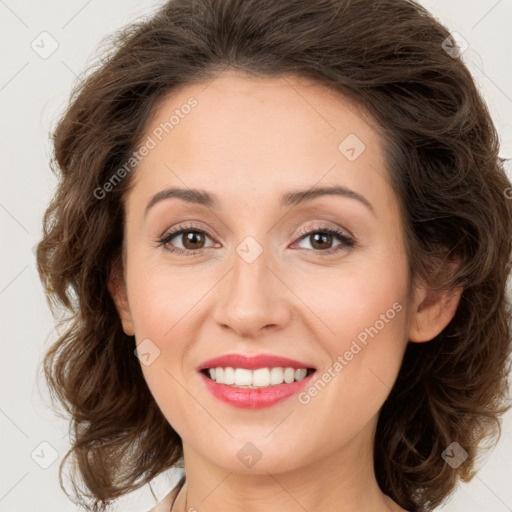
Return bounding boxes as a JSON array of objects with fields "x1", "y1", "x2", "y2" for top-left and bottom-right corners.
[{"x1": 197, "y1": 353, "x2": 316, "y2": 371}]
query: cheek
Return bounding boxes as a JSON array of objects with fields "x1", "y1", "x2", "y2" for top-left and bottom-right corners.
[
  {"x1": 303, "y1": 253, "x2": 408, "y2": 352},
  {"x1": 125, "y1": 263, "x2": 192, "y2": 383},
  {"x1": 127, "y1": 269, "x2": 197, "y2": 431},
  {"x1": 301, "y1": 250, "x2": 409, "y2": 399},
  {"x1": 127, "y1": 259, "x2": 207, "y2": 339}
]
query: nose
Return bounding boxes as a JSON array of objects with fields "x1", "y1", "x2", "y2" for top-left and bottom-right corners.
[{"x1": 211, "y1": 245, "x2": 292, "y2": 338}]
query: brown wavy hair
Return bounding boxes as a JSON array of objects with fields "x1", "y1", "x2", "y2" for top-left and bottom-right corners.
[{"x1": 36, "y1": 0, "x2": 512, "y2": 510}]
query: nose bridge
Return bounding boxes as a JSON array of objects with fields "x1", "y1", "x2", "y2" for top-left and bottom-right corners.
[{"x1": 212, "y1": 235, "x2": 290, "y2": 337}]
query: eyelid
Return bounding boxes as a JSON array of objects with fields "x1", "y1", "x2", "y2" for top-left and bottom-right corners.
[
  {"x1": 294, "y1": 221, "x2": 354, "y2": 242},
  {"x1": 158, "y1": 221, "x2": 215, "y2": 242}
]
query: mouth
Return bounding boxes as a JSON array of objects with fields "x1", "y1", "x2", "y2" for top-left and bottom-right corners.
[{"x1": 196, "y1": 353, "x2": 318, "y2": 409}]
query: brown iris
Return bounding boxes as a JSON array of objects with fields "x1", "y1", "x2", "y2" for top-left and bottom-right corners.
[
  {"x1": 181, "y1": 230, "x2": 206, "y2": 250},
  {"x1": 309, "y1": 232, "x2": 333, "y2": 250}
]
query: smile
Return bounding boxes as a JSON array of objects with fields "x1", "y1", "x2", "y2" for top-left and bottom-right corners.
[{"x1": 196, "y1": 353, "x2": 317, "y2": 409}]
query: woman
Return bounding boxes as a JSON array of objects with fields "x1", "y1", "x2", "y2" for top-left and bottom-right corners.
[{"x1": 36, "y1": 0, "x2": 512, "y2": 511}]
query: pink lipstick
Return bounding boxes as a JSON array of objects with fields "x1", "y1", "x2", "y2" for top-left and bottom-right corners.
[{"x1": 197, "y1": 353, "x2": 317, "y2": 409}]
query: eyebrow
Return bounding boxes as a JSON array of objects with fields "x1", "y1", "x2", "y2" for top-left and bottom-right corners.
[{"x1": 144, "y1": 185, "x2": 375, "y2": 218}]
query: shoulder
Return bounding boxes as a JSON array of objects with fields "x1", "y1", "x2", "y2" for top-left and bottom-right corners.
[{"x1": 146, "y1": 475, "x2": 186, "y2": 512}]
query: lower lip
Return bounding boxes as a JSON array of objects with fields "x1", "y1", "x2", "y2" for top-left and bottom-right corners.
[{"x1": 199, "y1": 371, "x2": 316, "y2": 409}]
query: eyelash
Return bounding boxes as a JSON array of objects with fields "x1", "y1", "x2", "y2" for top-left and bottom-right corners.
[{"x1": 156, "y1": 222, "x2": 355, "y2": 256}]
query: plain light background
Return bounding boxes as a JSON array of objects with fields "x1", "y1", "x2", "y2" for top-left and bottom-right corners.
[{"x1": 1, "y1": 0, "x2": 511, "y2": 511}]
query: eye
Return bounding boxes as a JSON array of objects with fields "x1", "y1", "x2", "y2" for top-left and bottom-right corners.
[
  {"x1": 157, "y1": 223, "x2": 217, "y2": 255},
  {"x1": 293, "y1": 226, "x2": 355, "y2": 254},
  {"x1": 156, "y1": 223, "x2": 355, "y2": 256}
]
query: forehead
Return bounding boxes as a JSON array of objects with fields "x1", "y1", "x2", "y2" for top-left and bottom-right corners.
[
  {"x1": 127, "y1": 71, "x2": 395, "y2": 216},
  {"x1": 143, "y1": 71, "x2": 383, "y2": 159}
]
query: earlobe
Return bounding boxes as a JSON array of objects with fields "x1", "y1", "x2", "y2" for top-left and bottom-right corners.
[{"x1": 107, "y1": 262, "x2": 135, "y2": 336}]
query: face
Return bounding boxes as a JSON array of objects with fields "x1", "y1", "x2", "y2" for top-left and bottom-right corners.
[{"x1": 110, "y1": 71, "x2": 458, "y2": 476}]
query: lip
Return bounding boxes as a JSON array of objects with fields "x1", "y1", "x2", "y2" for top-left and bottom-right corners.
[
  {"x1": 197, "y1": 353, "x2": 316, "y2": 371},
  {"x1": 199, "y1": 370, "x2": 316, "y2": 409}
]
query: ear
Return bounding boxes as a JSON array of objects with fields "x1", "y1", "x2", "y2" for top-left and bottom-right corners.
[
  {"x1": 107, "y1": 260, "x2": 135, "y2": 336},
  {"x1": 408, "y1": 257, "x2": 464, "y2": 343}
]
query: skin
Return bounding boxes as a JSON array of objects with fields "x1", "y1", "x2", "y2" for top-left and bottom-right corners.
[{"x1": 109, "y1": 70, "x2": 462, "y2": 512}]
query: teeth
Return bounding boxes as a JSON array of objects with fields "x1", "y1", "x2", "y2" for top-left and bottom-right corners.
[
  {"x1": 206, "y1": 367, "x2": 310, "y2": 387},
  {"x1": 235, "y1": 368, "x2": 253, "y2": 386},
  {"x1": 224, "y1": 367, "x2": 235, "y2": 385},
  {"x1": 284, "y1": 367, "x2": 295, "y2": 383},
  {"x1": 270, "y1": 367, "x2": 284, "y2": 385}
]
